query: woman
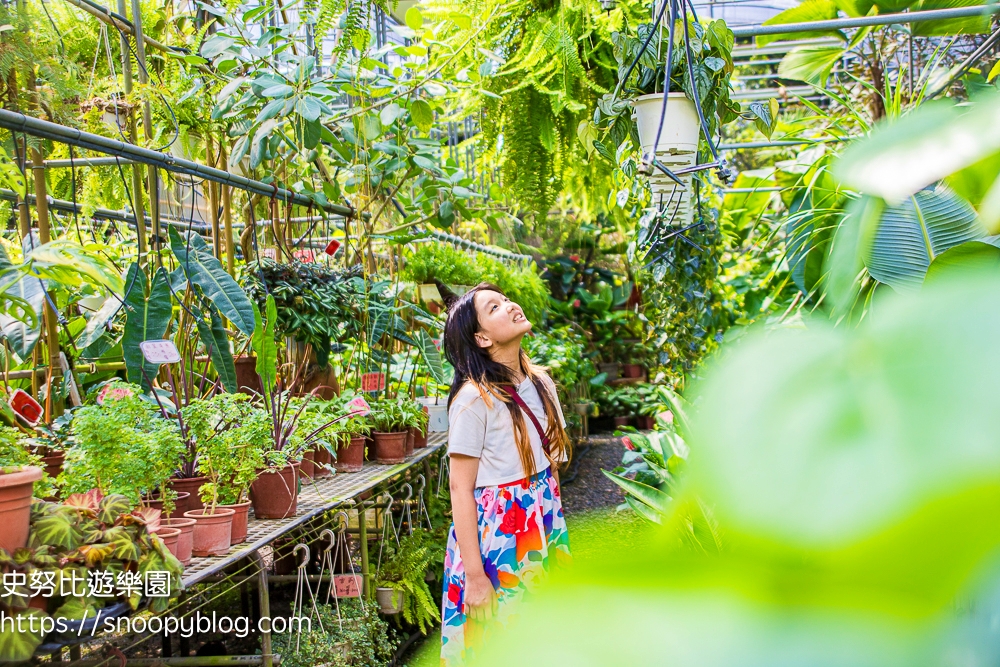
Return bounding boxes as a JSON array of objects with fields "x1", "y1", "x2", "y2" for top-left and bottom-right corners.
[{"x1": 439, "y1": 283, "x2": 572, "y2": 665}]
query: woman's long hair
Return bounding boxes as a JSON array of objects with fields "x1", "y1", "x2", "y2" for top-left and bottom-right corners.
[{"x1": 441, "y1": 282, "x2": 570, "y2": 481}]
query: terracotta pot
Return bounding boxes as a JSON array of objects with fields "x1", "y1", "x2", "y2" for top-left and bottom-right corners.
[
  {"x1": 184, "y1": 507, "x2": 235, "y2": 557},
  {"x1": 613, "y1": 416, "x2": 633, "y2": 428},
  {"x1": 298, "y1": 454, "x2": 316, "y2": 480},
  {"x1": 637, "y1": 415, "x2": 656, "y2": 430},
  {"x1": 220, "y1": 500, "x2": 252, "y2": 544},
  {"x1": 336, "y1": 436, "x2": 365, "y2": 473},
  {"x1": 312, "y1": 448, "x2": 333, "y2": 478},
  {"x1": 405, "y1": 430, "x2": 415, "y2": 457},
  {"x1": 372, "y1": 432, "x2": 407, "y2": 465},
  {"x1": 0, "y1": 466, "x2": 43, "y2": 554},
  {"x1": 140, "y1": 491, "x2": 189, "y2": 515},
  {"x1": 375, "y1": 587, "x2": 404, "y2": 614},
  {"x1": 622, "y1": 363, "x2": 644, "y2": 379},
  {"x1": 234, "y1": 355, "x2": 263, "y2": 396},
  {"x1": 162, "y1": 517, "x2": 196, "y2": 566},
  {"x1": 154, "y1": 527, "x2": 182, "y2": 559},
  {"x1": 250, "y1": 464, "x2": 300, "y2": 519},
  {"x1": 410, "y1": 427, "x2": 427, "y2": 450},
  {"x1": 41, "y1": 451, "x2": 64, "y2": 479},
  {"x1": 169, "y1": 476, "x2": 207, "y2": 515}
]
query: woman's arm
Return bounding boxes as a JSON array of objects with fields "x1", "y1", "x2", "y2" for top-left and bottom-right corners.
[{"x1": 449, "y1": 453, "x2": 498, "y2": 621}]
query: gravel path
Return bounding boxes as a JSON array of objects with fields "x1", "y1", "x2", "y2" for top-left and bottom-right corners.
[{"x1": 560, "y1": 435, "x2": 626, "y2": 514}]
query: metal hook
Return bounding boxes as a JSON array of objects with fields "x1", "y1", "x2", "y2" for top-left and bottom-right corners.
[
  {"x1": 293, "y1": 543, "x2": 311, "y2": 569},
  {"x1": 399, "y1": 483, "x2": 413, "y2": 503},
  {"x1": 332, "y1": 510, "x2": 350, "y2": 534},
  {"x1": 320, "y1": 528, "x2": 336, "y2": 553},
  {"x1": 416, "y1": 474, "x2": 426, "y2": 495}
]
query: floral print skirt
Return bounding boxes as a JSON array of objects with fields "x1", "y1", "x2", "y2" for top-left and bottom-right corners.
[{"x1": 440, "y1": 466, "x2": 571, "y2": 666}]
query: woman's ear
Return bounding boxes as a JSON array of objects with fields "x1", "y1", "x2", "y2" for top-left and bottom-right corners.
[{"x1": 474, "y1": 333, "x2": 492, "y2": 349}]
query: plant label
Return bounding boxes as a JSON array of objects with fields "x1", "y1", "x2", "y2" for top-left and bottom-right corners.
[
  {"x1": 361, "y1": 372, "x2": 386, "y2": 392},
  {"x1": 332, "y1": 574, "x2": 362, "y2": 598},
  {"x1": 139, "y1": 340, "x2": 182, "y2": 365},
  {"x1": 325, "y1": 239, "x2": 341, "y2": 256},
  {"x1": 9, "y1": 389, "x2": 42, "y2": 425},
  {"x1": 293, "y1": 249, "x2": 316, "y2": 263}
]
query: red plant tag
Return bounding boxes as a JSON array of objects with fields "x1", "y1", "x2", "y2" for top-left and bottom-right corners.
[
  {"x1": 9, "y1": 389, "x2": 42, "y2": 425},
  {"x1": 325, "y1": 239, "x2": 341, "y2": 256},
  {"x1": 293, "y1": 249, "x2": 316, "y2": 263},
  {"x1": 360, "y1": 373, "x2": 386, "y2": 392},
  {"x1": 332, "y1": 574, "x2": 362, "y2": 598}
]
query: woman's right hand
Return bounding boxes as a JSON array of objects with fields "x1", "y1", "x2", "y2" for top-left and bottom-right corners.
[{"x1": 464, "y1": 572, "x2": 498, "y2": 622}]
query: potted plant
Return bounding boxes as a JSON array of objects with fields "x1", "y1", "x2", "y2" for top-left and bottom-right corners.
[
  {"x1": 63, "y1": 385, "x2": 186, "y2": 517},
  {"x1": 400, "y1": 399, "x2": 429, "y2": 455},
  {"x1": 269, "y1": 599, "x2": 395, "y2": 666},
  {"x1": 595, "y1": 18, "x2": 742, "y2": 225},
  {"x1": 403, "y1": 399, "x2": 430, "y2": 451},
  {"x1": 368, "y1": 399, "x2": 409, "y2": 465},
  {"x1": 185, "y1": 394, "x2": 268, "y2": 547},
  {"x1": 334, "y1": 411, "x2": 371, "y2": 473},
  {"x1": 27, "y1": 410, "x2": 75, "y2": 482},
  {"x1": 0, "y1": 427, "x2": 45, "y2": 555},
  {"x1": 372, "y1": 534, "x2": 438, "y2": 631}
]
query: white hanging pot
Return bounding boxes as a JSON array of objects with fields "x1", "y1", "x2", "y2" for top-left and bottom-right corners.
[
  {"x1": 633, "y1": 92, "x2": 700, "y2": 156},
  {"x1": 632, "y1": 92, "x2": 702, "y2": 227},
  {"x1": 376, "y1": 587, "x2": 405, "y2": 614}
]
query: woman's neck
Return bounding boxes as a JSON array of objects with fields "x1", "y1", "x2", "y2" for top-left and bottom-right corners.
[{"x1": 491, "y1": 340, "x2": 525, "y2": 383}]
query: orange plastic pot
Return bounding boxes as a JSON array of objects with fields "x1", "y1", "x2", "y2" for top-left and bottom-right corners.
[
  {"x1": 405, "y1": 430, "x2": 415, "y2": 457},
  {"x1": 250, "y1": 464, "x2": 300, "y2": 519},
  {"x1": 154, "y1": 526, "x2": 182, "y2": 559},
  {"x1": 411, "y1": 427, "x2": 427, "y2": 450},
  {"x1": 184, "y1": 507, "x2": 235, "y2": 557},
  {"x1": 169, "y1": 476, "x2": 207, "y2": 516},
  {"x1": 0, "y1": 466, "x2": 43, "y2": 554}
]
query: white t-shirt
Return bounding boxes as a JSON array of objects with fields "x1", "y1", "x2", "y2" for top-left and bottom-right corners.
[{"x1": 447, "y1": 374, "x2": 567, "y2": 487}]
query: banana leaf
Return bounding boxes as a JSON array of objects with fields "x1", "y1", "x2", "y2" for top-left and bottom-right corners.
[
  {"x1": 122, "y1": 263, "x2": 172, "y2": 389},
  {"x1": 169, "y1": 227, "x2": 255, "y2": 335},
  {"x1": 865, "y1": 184, "x2": 985, "y2": 292}
]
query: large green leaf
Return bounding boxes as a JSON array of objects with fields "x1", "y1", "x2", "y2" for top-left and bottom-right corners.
[
  {"x1": 76, "y1": 296, "x2": 124, "y2": 351},
  {"x1": 28, "y1": 240, "x2": 125, "y2": 293},
  {"x1": 911, "y1": 0, "x2": 990, "y2": 35},
  {"x1": 778, "y1": 44, "x2": 845, "y2": 86},
  {"x1": 122, "y1": 263, "x2": 172, "y2": 389},
  {"x1": 169, "y1": 227, "x2": 255, "y2": 335},
  {"x1": 864, "y1": 184, "x2": 985, "y2": 292},
  {"x1": 602, "y1": 469, "x2": 671, "y2": 513},
  {"x1": 30, "y1": 505, "x2": 85, "y2": 550},
  {"x1": 413, "y1": 329, "x2": 452, "y2": 385},
  {"x1": 924, "y1": 239, "x2": 1000, "y2": 284},
  {"x1": 251, "y1": 295, "x2": 277, "y2": 402},
  {"x1": 756, "y1": 0, "x2": 845, "y2": 46},
  {"x1": 194, "y1": 301, "x2": 238, "y2": 393},
  {"x1": 0, "y1": 272, "x2": 44, "y2": 360},
  {"x1": 0, "y1": 608, "x2": 47, "y2": 661},
  {"x1": 833, "y1": 92, "x2": 1000, "y2": 204}
]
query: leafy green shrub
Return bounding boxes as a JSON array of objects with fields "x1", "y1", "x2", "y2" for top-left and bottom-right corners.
[
  {"x1": 368, "y1": 398, "x2": 407, "y2": 433},
  {"x1": 401, "y1": 243, "x2": 481, "y2": 286},
  {"x1": 62, "y1": 383, "x2": 185, "y2": 508},
  {"x1": 524, "y1": 326, "x2": 597, "y2": 392},
  {"x1": 374, "y1": 533, "x2": 439, "y2": 633},
  {"x1": 270, "y1": 599, "x2": 395, "y2": 667}
]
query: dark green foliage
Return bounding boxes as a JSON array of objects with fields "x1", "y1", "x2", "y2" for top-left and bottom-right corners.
[{"x1": 242, "y1": 261, "x2": 366, "y2": 367}]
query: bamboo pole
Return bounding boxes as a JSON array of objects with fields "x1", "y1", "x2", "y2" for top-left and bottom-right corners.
[
  {"x1": 130, "y1": 0, "x2": 161, "y2": 266},
  {"x1": 116, "y1": 0, "x2": 148, "y2": 263}
]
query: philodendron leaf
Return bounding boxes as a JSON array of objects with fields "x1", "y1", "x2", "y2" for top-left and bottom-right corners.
[
  {"x1": 0, "y1": 270, "x2": 44, "y2": 360},
  {"x1": 76, "y1": 295, "x2": 124, "y2": 351},
  {"x1": 0, "y1": 608, "x2": 47, "y2": 661},
  {"x1": 194, "y1": 301, "x2": 238, "y2": 393},
  {"x1": 251, "y1": 295, "x2": 278, "y2": 403},
  {"x1": 122, "y1": 263, "x2": 172, "y2": 389},
  {"x1": 169, "y1": 227, "x2": 255, "y2": 335},
  {"x1": 414, "y1": 329, "x2": 451, "y2": 385}
]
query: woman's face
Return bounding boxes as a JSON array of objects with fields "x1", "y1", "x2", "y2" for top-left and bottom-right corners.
[{"x1": 472, "y1": 289, "x2": 531, "y2": 350}]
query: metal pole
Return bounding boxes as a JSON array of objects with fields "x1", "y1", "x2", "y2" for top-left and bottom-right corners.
[
  {"x1": 731, "y1": 4, "x2": 1000, "y2": 37},
  {"x1": 718, "y1": 137, "x2": 850, "y2": 150},
  {"x1": 0, "y1": 110, "x2": 354, "y2": 216},
  {"x1": 359, "y1": 506, "x2": 369, "y2": 598},
  {"x1": 252, "y1": 551, "x2": 273, "y2": 667},
  {"x1": 129, "y1": 0, "x2": 161, "y2": 266},
  {"x1": 116, "y1": 0, "x2": 148, "y2": 263},
  {"x1": 207, "y1": 137, "x2": 222, "y2": 258}
]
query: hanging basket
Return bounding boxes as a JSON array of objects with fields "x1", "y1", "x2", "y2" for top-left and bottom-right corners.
[
  {"x1": 376, "y1": 587, "x2": 405, "y2": 615},
  {"x1": 633, "y1": 92, "x2": 702, "y2": 227}
]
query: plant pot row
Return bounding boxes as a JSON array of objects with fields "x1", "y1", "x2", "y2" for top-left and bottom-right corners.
[{"x1": 611, "y1": 415, "x2": 657, "y2": 430}]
